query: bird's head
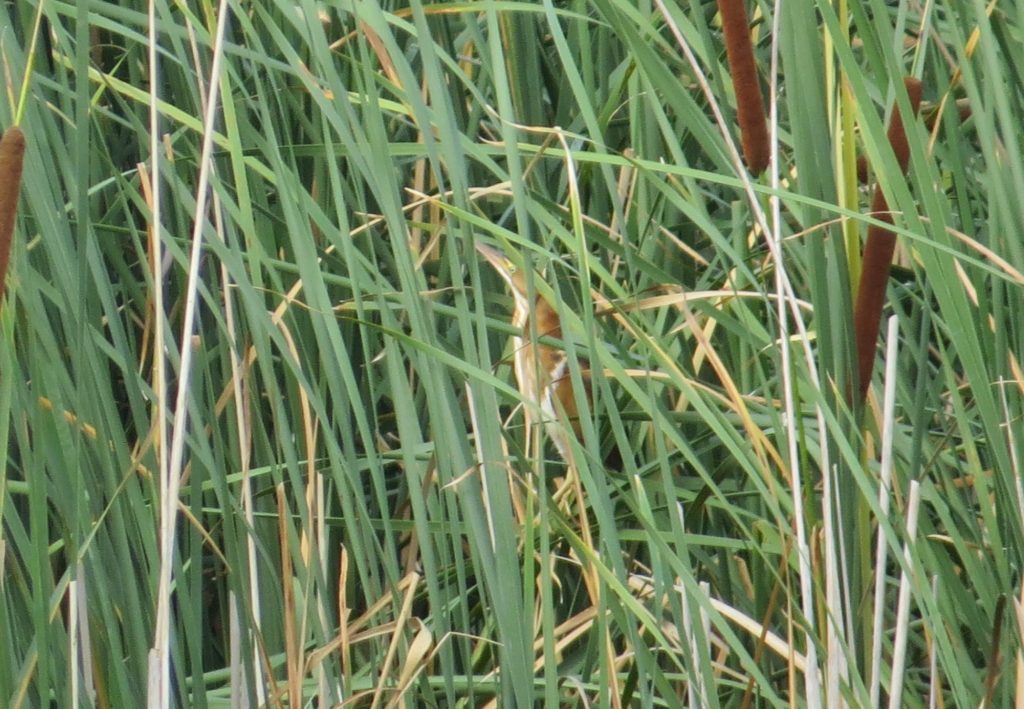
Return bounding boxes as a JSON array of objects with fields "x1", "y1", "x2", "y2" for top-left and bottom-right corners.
[{"x1": 475, "y1": 243, "x2": 532, "y2": 310}]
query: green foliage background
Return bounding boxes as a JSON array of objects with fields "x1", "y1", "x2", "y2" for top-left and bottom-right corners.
[{"x1": 1, "y1": 0, "x2": 1022, "y2": 706}]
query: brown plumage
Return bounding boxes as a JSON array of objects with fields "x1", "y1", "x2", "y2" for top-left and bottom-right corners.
[{"x1": 476, "y1": 243, "x2": 586, "y2": 461}]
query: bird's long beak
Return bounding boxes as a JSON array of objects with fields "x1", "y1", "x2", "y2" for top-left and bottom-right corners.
[{"x1": 474, "y1": 242, "x2": 506, "y2": 268}]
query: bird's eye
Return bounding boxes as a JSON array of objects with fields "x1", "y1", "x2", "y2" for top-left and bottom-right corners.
[{"x1": 505, "y1": 261, "x2": 517, "y2": 274}]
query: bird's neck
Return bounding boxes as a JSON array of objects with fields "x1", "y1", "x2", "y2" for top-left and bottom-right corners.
[
  {"x1": 514, "y1": 297, "x2": 564, "y2": 394},
  {"x1": 517, "y1": 297, "x2": 561, "y2": 341}
]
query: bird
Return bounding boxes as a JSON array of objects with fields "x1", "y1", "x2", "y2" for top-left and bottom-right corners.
[{"x1": 475, "y1": 242, "x2": 588, "y2": 463}]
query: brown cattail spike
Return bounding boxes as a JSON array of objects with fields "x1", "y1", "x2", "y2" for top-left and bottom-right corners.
[
  {"x1": 852, "y1": 78, "x2": 923, "y2": 404},
  {"x1": 858, "y1": 96, "x2": 969, "y2": 183},
  {"x1": 718, "y1": 0, "x2": 770, "y2": 174},
  {"x1": 0, "y1": 126, "x2": 26, "y2": 299}
]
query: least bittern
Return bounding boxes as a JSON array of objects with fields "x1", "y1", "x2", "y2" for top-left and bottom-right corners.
[{"x1": 476, "y1": 243, "x2": 588, "y2": 462}]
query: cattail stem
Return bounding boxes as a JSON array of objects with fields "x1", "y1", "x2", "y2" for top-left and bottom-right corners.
[
  {"x1": 718, "y1": 0, "x2": 769, "y2": 174},
  {"x1": 0, "y1": 126, "x2": 26, "y2": 299},
  {"x1": 852, "y1": 78, "x2": 923, "y2": 404}
]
